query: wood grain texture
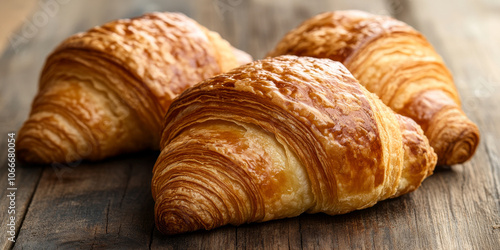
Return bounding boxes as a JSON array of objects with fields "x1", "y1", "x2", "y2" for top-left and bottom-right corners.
[
  {"x1": 0, "y1": 0, "x2": 499, "y2": 249},
  {"x1": 0, "y1": 161, "x2": 42, "y2": 250},
  {"x1": 13, "y1": 152, "x2": 158, "y2": 249}
]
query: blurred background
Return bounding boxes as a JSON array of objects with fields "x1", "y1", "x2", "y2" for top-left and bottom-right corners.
[
  {"x1": 0, "y1": 0, "x2": 399, "y2": 58},
  {"x1": 0, "y1": 0, "x2": 37, "y2": 53}
]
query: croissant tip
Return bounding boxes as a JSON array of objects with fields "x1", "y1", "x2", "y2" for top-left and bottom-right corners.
[
  {"x1": 17, "y1": 120, "x2": 92, "y2": 164},
  {"x1": 156, "y1": 208, "x2": 203, "y2": 235},
  {"x1": 438, "y1": 124, "x2": 480, "y2": 166},
  {"x1": 16, "y1": 139, "x2": 74, "y2": 165},
  {"x1": 17, "y1": 150, "x2": 42, "y2": 164},
  {"x1": 16, "y1": 135, "x2": 54, "y2": 164}
]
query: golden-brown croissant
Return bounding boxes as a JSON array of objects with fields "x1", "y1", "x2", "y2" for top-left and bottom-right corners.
[
  {"x1": 267, "y1": 10, "x2": 479, "y2": 165},
  {"x1": 152, "y1": 55, "x2": 437, "y2": 235},
  {"x1": 17, "y1": 12, "x2": 251, "y2": 164}
]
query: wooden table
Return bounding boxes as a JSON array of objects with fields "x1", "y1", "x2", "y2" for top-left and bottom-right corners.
[{"x1": 1, "y1": 0, "x2": 499, "y2": 249}]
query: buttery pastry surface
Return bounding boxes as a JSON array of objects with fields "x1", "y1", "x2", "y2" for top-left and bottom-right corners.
[
  {"x1": 152, "y1": 55, "x2": 437, "y2": 235},
  {"x1": 267, "y1": 10, "x2": 479, "y2": 165},
  {"x1": 17, "y1": 12, "x2": 251, "y2": 163}
]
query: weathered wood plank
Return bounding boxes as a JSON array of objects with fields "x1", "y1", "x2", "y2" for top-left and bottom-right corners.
[
  {"x1": 0, "y1": 160, "x2": 42, "y2": 250},
  {"x1": 151, "y1": 225, "x2": 237, "y2": 250},
  {"x1": 13, "y1": 152, "x2": 157, "y2": 249}
]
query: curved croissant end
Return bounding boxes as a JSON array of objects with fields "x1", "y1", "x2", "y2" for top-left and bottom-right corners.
[
  {"x1": 152, "y1": 56, "x2": 436, "y2": 235},
  {"x1": 17, "y1": 12, "x2": 252, "y2": 164},
  {"x1": 267, "y1": 10, "x2": 479, "y2": 165}
]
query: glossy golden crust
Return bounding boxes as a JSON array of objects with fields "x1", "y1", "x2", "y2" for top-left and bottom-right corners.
[
  {"x1": 17, "y1": 12, "x2": 252, "y2": 163},
  {"x1": 267, "y1": 10, "x2": 479, "y2": 165},
  {"x1": 152, "y1": 56, "x2": 436, "y2": 235}
]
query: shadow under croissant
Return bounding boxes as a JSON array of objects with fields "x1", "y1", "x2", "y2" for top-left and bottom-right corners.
[
  {"x1": 159, "y1": 165, "x2": 465, "y2": 243},
  {"x1": 17, "y1": 149, "x2": 160, "y2": 183},
  {"x1": 152, "y1": 193, "x2": 433, "y2": 245}
]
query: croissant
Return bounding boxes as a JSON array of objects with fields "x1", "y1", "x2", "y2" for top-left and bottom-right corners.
[
  {"x1": 151, "y1": 55, "x2": 437, "y2": 235},
  {"x1": 267, "y1": 10, "x2": 479, "y2": 165},
  {"x1": 17, "y1": 12, "x2": 251, "y2": 164}
]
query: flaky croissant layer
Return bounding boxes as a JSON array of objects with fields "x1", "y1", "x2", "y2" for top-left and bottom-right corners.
[
  {"x1": 152, "y1": 55, "x2": 437, "y2": 235},
  {"x1": 17, "y1": 12, "x2": 251, "y2": 164},
  {"x1": 267, "y1": 10, "x2": 480, "y2": 165}
]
